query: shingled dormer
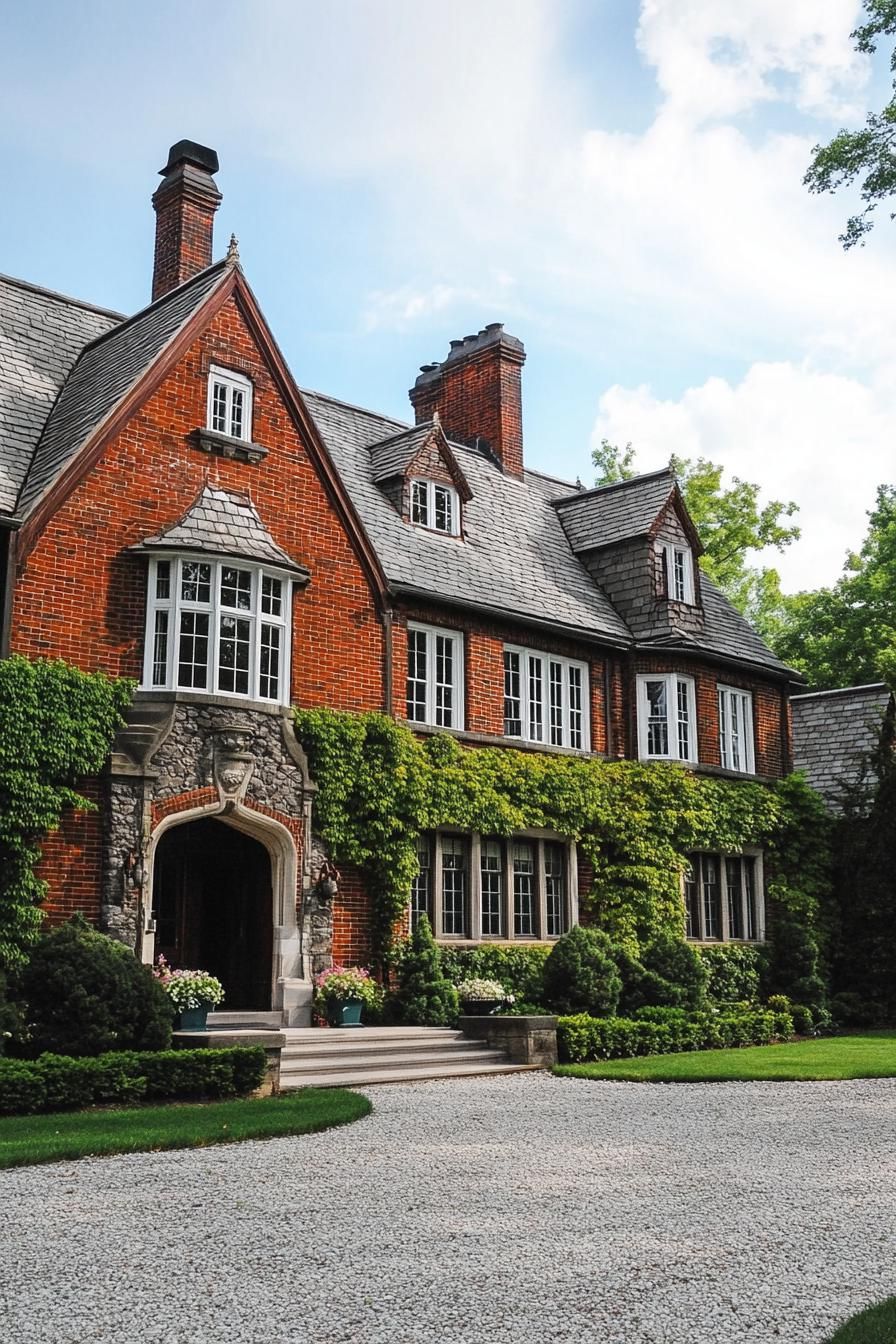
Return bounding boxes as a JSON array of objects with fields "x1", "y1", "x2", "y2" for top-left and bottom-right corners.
[
  {"x1": 367, "y1": 417, "x2": 472, "y2": 536},
  {"x1": 553, "y1": 468, "x2": 705, "y2": 642}
]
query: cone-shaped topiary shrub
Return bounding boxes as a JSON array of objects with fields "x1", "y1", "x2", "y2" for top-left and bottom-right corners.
[
  {"x1": 393, "y1": 915, "x2": 459, "y2": 1026},
  {"x1": 543, "y1": 924, "x2": 622, "y2": 1017},
  {"x1": 19, "y1": 915, "x2": 174, "y2": 1057}
]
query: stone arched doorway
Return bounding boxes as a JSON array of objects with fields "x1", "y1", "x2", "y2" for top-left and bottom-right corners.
[{"x1": 153, "y1": 817, "x2": 274, "y2": 1010}]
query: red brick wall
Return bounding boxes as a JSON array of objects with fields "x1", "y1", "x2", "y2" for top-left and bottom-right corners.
[
  {"x1": 409, "y1": 343, "x2": 525, "y2": 477},
  {"x1": 391, "y1": 605, "x2": 610, "y2": 754},
  {"x1": 33, "y1": 781, "x2": 103, "y2": 927},
  {"x1": 331, "y1": 863, "x2": 373, "y2": 966},
  {"x1": 631, "y1": 655, "x2": 786, "y2": 777},
  {"x1": 152, "y1": 186, "x2": 219, "y2": 301}
]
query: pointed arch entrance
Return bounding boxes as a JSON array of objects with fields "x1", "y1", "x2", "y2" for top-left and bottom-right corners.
[{"x1": 153, "y1": 817, "x2": 274, "y2": 1010}]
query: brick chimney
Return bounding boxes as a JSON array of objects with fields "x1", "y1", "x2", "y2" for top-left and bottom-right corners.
[
  {"x1": 409, "y1": 324, "x2": 526, "y2": 477},
  {"x1": 151, "y1": 140, "x2": 221, "y2": 301}
]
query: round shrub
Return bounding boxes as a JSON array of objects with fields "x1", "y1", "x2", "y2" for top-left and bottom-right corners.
[
  {"x1": 19, "y1": 916, "x2": 174, "y2": 1057},
  {"x1": 542, "y1": 925, "x2": 622, "y2": 1017},
  {"x1": 639, "y1": 934, "x2": 708, "y2": 1010}
]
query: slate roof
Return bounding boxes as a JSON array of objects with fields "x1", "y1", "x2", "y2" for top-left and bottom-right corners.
[
  {"x1": 16, "y1": 261, "x2": 229, "y2": 516},
  {"x1": 0, "y1": 274, "x2": 121, "y2": 514},
  {"x1": 634, "y1": 578, "x2": 794, "y2": 675},
  {"x1": 554, "y1": 469, "x2": 680, "y2": 552},
  {"x1": 791, "y1": 683, "x2": 892, "y2": 808},
  {"x1": 133, "y1": 483, "x2": 308, "y2": 575},
  {"x1": 368, "y1": 424, "x2": 435, "y2": 483}
]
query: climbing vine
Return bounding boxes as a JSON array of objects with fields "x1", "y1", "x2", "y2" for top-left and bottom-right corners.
[
  {"x1": 0, "y1": 656, "x2": 133, "y2": 971},
  {"x1": 294, "y1": 708, "x2": 832, "y2": 971}
]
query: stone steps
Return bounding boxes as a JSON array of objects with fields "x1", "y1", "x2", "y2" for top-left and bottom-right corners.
[
  {"x1": 278, "y1": 1025, "x2": 534, "y2": 1089},
  {"x1": 207, "y1": 1010, "x2": 283, "y2": 1030}
]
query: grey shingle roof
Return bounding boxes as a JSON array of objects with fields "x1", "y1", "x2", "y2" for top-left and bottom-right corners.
[
  {"x1": 303, "y1": 390, "x2": 632, "y2": 644},
  {"x1": 368, "y1": 424, "x2": 434, "y2": 483},
  {"x1": 132, "y1": 483, "x2": 308, "y2": 575},
  {"x1": 792, "y1": 683, "x2": 892, "y2": 808},
  {"x1": 0, "y1": 274, "x2": 121, "y2": 514},
  {"x1": 554, "y1": 469, "x2": 678, "y2": 552},
  {"x1": 16, "y1": 262, "x2": 229, "y2": 516},
  {"x1": 634, "y1": 577, "x2": 795, "y2": 675}
]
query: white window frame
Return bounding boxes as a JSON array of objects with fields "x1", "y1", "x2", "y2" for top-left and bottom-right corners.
[
  {"x1": 142, "y1": 554, "x2": 291, "y2": 705},
  {"x1": 409, "y1": 479, "x2": 461, "y2": 536},
  {"x1": 637, "y1": 673, "x2": 698, "y2": 763},
  {"x1": 207, "y1": 365, "x2": 253, "y2": 441},
  {"x1": 405, "y1": 622, "x2": 464, "y2": 729},
  {"x1": 503, "y1": 645, "x2": 590, "y2": 751},
  {"x1": 658, "y1": 540, "x2": 695, "y2": 604},
  {"x1": 411, "y1": 830, "x2": 579, "y2": 942},
  {"x1": 683, "y1": 849, "x2": 765, "y2": 943},
  {"x1": 718, "y1": 685, "x2": 756, "y2": 774}
]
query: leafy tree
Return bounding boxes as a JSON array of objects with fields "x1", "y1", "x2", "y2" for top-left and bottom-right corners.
[
  {"x1": 772, "y1": 484, "x2": 896, "y2": 689},
  {"x1": 804, "y1": 1, "x2": 896, "y2": 248},
  {"x1": 593, "y1": 440, "x2": 799, "y2": 636}
]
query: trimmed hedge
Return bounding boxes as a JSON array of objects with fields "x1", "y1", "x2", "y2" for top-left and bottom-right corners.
[
  {"x1": 557, "y1": 1006, "x2": 794, "y2": 1063},
  {"x1": 436, "y1": 944, "x2": 551, "y2": 1003},
  {"x1": 0, "y1": 1047, "x2": 267, "y2": 1116}
]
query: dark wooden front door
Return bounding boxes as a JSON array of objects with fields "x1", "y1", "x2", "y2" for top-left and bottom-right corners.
[{"x1": 153, "y1": 818, "x2": 273, "y2": 1010}]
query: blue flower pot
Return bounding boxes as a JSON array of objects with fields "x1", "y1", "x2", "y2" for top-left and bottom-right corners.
[
  {"x1": 328, "y1": 997, "x2": 364, "y2": 1028},
  {"x1": 177, "y1": 1005, "x2": 210, "y2": 1031}
]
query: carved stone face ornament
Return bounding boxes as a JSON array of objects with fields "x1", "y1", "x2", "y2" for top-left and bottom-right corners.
[{"x1": 212, "y1": 723, "x2": 256, "y2": 806}]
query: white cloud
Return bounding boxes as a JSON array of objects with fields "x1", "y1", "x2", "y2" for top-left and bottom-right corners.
[{"x1": 594, "y1": 361, "x2": 893, "y2": 592}]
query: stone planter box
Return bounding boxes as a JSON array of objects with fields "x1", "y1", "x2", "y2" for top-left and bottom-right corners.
[
  {"x1": 458, "y1": 1014, "x2": 558, "y2": 1068},
  {"x1": 172, "y1": 1028, "x2": 285, "y2": 1096}
]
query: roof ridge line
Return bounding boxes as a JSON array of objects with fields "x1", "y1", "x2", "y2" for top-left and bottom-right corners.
[
  {"x1": 300, "y1": 385, "x2": 410, "y2": 430},
  {"x1": 553, "y1": 466, "x2": 674, "y2": 506},
  {"x1": 0, "y1": 271, "x2": 126, "y2": 320}
]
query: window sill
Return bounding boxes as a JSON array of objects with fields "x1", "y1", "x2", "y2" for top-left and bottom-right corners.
[
  {"x1": 136, "y1": 688, "x2": 286, "y2": 716},
  {"x1": 686, "y1": 938, "x2": 766, "y2": 947},
  {"x1": 435, "y1": 938, "x2": 561, "y2": 948},
  {"x1": 402, "y1": 720, "x2": 597, "y2": 759},
  {"x1": 639, "y1": 757, "x2": 776, "y2": 784},
  {"x1": 190, "y1": 427, "x2": 268, "y2": 464}
]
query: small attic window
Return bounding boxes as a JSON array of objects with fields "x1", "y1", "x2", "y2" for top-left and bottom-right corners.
[
  {"x1": 410, "y1": 480, "x2": 460, "y2": 536},
  {"x1": 659, "y1": 540, "x2": 695, "y2": 604},
  {"x1": 208, "y1": 365, "x2": 253, "y2": 441}
]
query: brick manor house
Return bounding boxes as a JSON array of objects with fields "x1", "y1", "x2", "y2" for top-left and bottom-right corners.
[{"x1": 0, "y1": 143, "x2": 797, "y2": 1023}]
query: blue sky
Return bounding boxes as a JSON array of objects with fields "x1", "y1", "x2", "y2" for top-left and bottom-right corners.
[{"x1": 1, "y1": 0, "x2": 893, "y2": 591}]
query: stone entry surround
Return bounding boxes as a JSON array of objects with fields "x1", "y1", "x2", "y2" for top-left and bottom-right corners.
[{"x1": 100, "y1": 693, "x2": 329, "y2": 1025}]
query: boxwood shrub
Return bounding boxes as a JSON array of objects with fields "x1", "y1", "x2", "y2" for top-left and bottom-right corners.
[
  {"x1": 557, "y1": 1005, "x2": 794, "y2": 1063},
  {"x1": 0, "y1": 1046, "x2": 267, "y2": 1116}
]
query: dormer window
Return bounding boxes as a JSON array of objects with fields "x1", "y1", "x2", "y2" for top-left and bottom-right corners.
[
  {"x1": 659, "y1": 540, "x2": 695, "y2": 604},
  {"x1": 410, "y1": 480, "x2": 460, "y2": 535},
  {"x1": 208, "y1": 365, "x2": 253, "y2": 441}
]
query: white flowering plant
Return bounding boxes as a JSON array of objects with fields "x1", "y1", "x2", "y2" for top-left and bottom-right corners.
[
  {"x1": 153, "y1": 955, "x2": 225, "y2": 1011},
  {"x1": 313, "y1": 964, "x2": 382, "y2": 1010},
  {"x1": 455, "y1": 978, "x2": 515, "y2": 1004}
]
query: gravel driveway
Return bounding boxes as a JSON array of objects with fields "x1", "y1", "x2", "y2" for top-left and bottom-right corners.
[{"x1": 2, "y1": 1072, "x2": 895, "y2": 1344}]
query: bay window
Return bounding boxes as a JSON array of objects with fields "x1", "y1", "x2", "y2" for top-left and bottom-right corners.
[
  {"x1": 718, "y1": 685, "x2": 755, "y2": 774},
  {"x1": 406, "y1": 623, "x2": 464, "y2": 729},
  {"x1": 503, "y1": 646, "x2": 589, "y2": 750},
  {"x1": 143, "y1": 555, "x2": 290, "y2": 703},
  {"x1": 637, "y1": 673, "x2": 697, "y2": 763}
]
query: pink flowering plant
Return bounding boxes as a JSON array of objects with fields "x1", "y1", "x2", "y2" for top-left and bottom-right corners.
[
  {"x1": 313, "y1": 964, "x2": 381, "y2": 1011},
  {"x1": 153, "y1": 955, "x2": 225, "y2": 1012}
]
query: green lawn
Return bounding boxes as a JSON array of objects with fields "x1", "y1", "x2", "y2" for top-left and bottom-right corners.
[
  {"x1": 826, "y1": 1297, "x2": 896, "y2": 1343},
  {"x1": 555, "y1": 1032, "x2": 896, "y2": 1083},
  {"x1": 0, "y1": 1088, "x2": 371, "y2": 1169}
]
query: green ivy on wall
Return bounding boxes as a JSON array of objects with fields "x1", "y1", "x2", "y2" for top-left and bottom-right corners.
[
  {"x1": 0, "y1": 656, "x2": 133, "y2": 971},
  {"x1": 294, "y1": 708, "x2": 832, "y2": 974}
]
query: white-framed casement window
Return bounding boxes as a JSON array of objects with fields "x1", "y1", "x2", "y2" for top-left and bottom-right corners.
[
  {"x1": 658, "y1": 540, "x2": 695, "y2": 604},
  {"x1": 409, "y1": 479, "x2": 460, "y2": 536},
  {"x1": 143, "y1": 555, "x2": 290, "y2": 703},
  {"x1": 207, "y1": 365, "x2": 253, "y2": 441},
  {"x1": 683, "y1": 850, "x2": 764, "y2": 943},
  {"x1": 410, "y1": 831, "x2": 577, "y2": 941},
  {"x1": 636, "y1": 673, "x2": 698, "y2": 763},
  {"x1": 503, "y1": 646, "x2": 589, "y2": 751},
  {"x1": 405, "y1": 622, "x2": 464, "y2": 729},
  {"x1": 718, "y1": 685, "x2": 755, "y2": 774}
]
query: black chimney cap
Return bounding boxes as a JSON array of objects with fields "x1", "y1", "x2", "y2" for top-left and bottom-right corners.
[{"x1": 159, "y1": 140, "x2": 219, "y2": 177}]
